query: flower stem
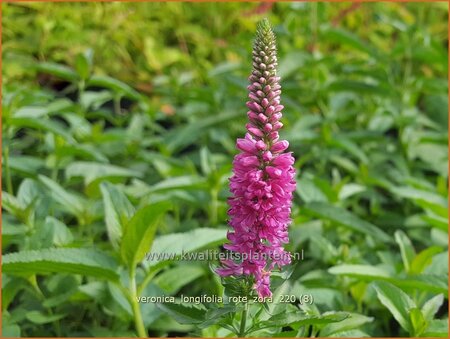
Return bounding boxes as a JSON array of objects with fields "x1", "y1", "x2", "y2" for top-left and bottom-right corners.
[
  {"x1": 239, "y1": 302, "x2": 248, "y2": 337},
  {"x1": 129, "y1": 266, "x2": 147, "y2": 338}
]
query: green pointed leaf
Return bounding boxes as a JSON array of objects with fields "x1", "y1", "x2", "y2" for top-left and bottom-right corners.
[
  {"x1": 34, "y1": 62, "x2": 78, "y2": 81},
  {"x1": 320, "y1": 313, "x2": 374, "y2": 337},
  {"x1": 26, "y1": 311, "x2": 67, "y2": 324},
  {"x1": 145, "y1": 228, "x2": 227, "y2": 268},
  {"x1": 410, "y1": 246, "x2": 443, "y2": 274},
  {"x1": 156, "y1": 303, "x2": 206, "y2": 325},
  {"x1": 256, "y1": 311, "x2": 349, "y2": 330},
  {"x1": 121, "y1": 202, "x2": 171, "y2": 268},
  {"x1": 373, "y1": 281, "x2": 415, "y2": 333},
  {"x1": 329, "y1": 264, "x2": 392, "y2": 279},
  {"x1": 153, "y1": 265, "x2": 205, "y2": 294},
  {"x1": 2, "y1": 248, "x2": 119, "y2": 281},
  {"x1": 87, "y1": 75, "x2": 142, "y2": 101},
  {"x1": 38, "y1": 175, "x2": 86, "y2": 217},
  {"x1": 66, "y1": 161, "x2": 142, "y2": 186},
  {"x1": 10, "y1": 117, "x2": 75, "y2": 143},
  {"x1": 422, "y1": 294, "x2": 444, "y2": 322},
  {"x1": 100, "y1": 182, "x2": 135, "y2": 249},
  {"x1": 303, "y1": 202, "x2": 391, "y2": 243},
  {"x1": 422, "y1": 319, "x2": 449, "y2": 337},
  {"x1": 395, "y1": 230, "x2": 416, "y2": 272},
  {"x1": 410, "y1": 307, "x2": 427, "y2": 336}
]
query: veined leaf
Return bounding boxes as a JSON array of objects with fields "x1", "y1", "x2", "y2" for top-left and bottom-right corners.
[
  {"x1": 255, "y1": 311, "x2": 349, "y2": 330},
  {"x1": 303, "y1": 202, "x2": 391, "y2": 243},
  {"x1": 422, "y1": 319, "x2": 449, "y2": 337},
  {"x1": 121, "y1": 202, "x2": 171, "y2": 268},
  {"x1": 10, "y1": 117, "x2": 75, "y2": 143},
  {"x1": 156, "y1": 303, "x2": 206, "y2": 325},
  {"x1": 2, "y1": 248, "x2": 119, "y2": 281},
  {"x1": 373, "y1": 281, "x2": 415, "y2": 333},
  {"x1": 421, "y1": 294, "x2": 444, "y2": 322},
  {"x1": 144, "y1": 228, "x2": 227, "y2": 268},
  {"x1": 320, "y1": 313, "x2": 374, "y2": 337},
  {"x1": 410, "y1": 246, "x2": 443, "y2": 274},
  {"x1": 66, "y1": 161, "x2": 142, "y2": 186},
  {"x1": 395, "y1": 230, "x2": 416, "y2": 272},
  {"x1": 34, "y1": 62, "x2": 78, "y2": 81},
  {"x1": 38, "y1": 175, "x2": 86, "y2": 217},
  {"x1": 87, "y1": 75, "x2": 142, "y2": 101},
  {"x1": 100, "y1": 182, "x2": 135, "y2": 249}
]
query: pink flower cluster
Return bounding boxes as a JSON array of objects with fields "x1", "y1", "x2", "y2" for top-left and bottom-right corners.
[{"x1": 217, "y1": 19, "x2": 296, "y2": 298}]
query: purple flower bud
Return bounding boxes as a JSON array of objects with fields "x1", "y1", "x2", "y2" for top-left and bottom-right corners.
[
  {"x1": 248, "y1": 126, "x2": 264, "y2": 137},
  {"x1": 271, "y1": 140, "x2": 289, "y2": 152},
  {"x1": 273, "y1": 122, "x2": 283, "y2": 130},
  {"x1": 262, "y1": 151, "x2": 273, "y2": 162},
  {"x1": 246, "y1": 101, "x2": 263, "y2": 112},
  {"x1": 266, "y1": 106, "x2": 275, "y2": 115},
  {"x1": 258, "y1": 113, "x2": 268, "y2": 123}
]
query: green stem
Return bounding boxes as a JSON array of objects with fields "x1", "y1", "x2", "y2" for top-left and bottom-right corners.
[
  {"x1": 210, "y1": 188, "x2": 218, "y2": 225},
  {"x1": 129, "y1": 266, "x2": 147, "y2": 338},
  {"x1": 137, "y1": 267, "x2": 159, "y2": 296},
  {"x1": 239, "y1": 302, "x2": 248, "y2": 337},
  {"x1": 3, "y1": 144, "x2": 14, "y2": 195}
]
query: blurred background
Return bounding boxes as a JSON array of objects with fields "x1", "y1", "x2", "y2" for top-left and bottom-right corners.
[{"x1": 2, "y1": 1, "x2": 449, "y2": 337}]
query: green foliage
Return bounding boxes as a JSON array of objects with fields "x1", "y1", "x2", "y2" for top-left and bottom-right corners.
[{"x1": 2, "y1": 1, "x2": 448, "y2": 338}]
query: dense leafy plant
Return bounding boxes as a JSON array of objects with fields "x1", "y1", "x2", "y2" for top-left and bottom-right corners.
[{"x1": 2, "y1": 2, "x2": 448, "y2": 338}]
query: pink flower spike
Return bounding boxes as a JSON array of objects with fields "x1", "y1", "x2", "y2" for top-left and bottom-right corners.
[{"x1": 216, "y1": 18, "x2": 297, "y2": 299}]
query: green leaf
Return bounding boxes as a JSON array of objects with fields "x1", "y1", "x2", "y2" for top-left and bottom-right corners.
[
  {"x1": 153, "y1": 265, "x2": 205, "y2": 294},
  {"x1": 8, "y1": 155, "x2": 45, "y2": 175},
  {"x1": 327, "y1": 80, "x2": 391, "y2": 96},
  {"x1": 164, "y1": 111, "x2": 241, "y2": 153},
  {"x1": 372, "y1": 281, "x2": 415, "y2": 333},
  {"x1": 338, "y1": 183, "x2": 366, "y2": 200},
  {"x1": 2, "y1": 248, "x2": 119, "y2": 281},
  {"x1": 395, "y1": 230, "x2": 416, "y2": 272},
  {"x1": 422, "y1": 319, "x2": 449, "y2": 337},
  {"x1": 38, "y1": 216, "x2": 74, "y2": 247},
  {"x1": 100, "y1": 182, "x2": 135, "y2": 249},
  {"x1": 320, "y1": 27, "x2": 378, "y2": 56},
  {"x1": 256, "y1": 311, "x2": 349, "y2": 330},
  {"x1": 320, "y1": 313, "x2": 374, "y2": 337},
  {"x1": 87, "y1": 75, "x2": 142, "y2": 101},
  {"x1": 38, "y1": 175, "x2": 86, "y2": 217},
  {"x1": 156, "y1": 303, "x2": 206, "y2": 325},
  {"x1": 421, "y1": 294, "x2": 444, "y2": 322},
  {"x1": 329, "y1": 265, "x2": 448, "y2": 295},
  {"x1": 66, "y1": 161, "x2": 142, "y2": 186},
  {"x1": 410, "y1": 246, "x2": 443, "y2": 274},
  {"x1": 145, "y1": 228, "x2": 227, "y2": 268},
  {"x1": 120, "y1": 202, "x2": 171, "y2": 268},
  {"x1": 296, "y1": 177, "x2": 328, "y2": 203},
  {"x1": 75, "y1": 49, "x2": 93, "y2": 80},
  {"x1": 10, "y1": 117, "x2": 75, "y2": 143},
  {"x1": 390, "y1": 186, "x2": 447, "y2": 209},
  {"x1": 34, "y1": 62, "x2": 78, "y2": 81},
  {"x1": 146, "y1": 175, "x2": 207, "y2": 194},
  {"x1": 329, "y1": 264, "x2": 392, "y2": 279},
  {"x1": 410, "y1": 307, "x2": 427, "y2": 337},
  {"x1": 26, "y1": 310, "x2": 67, "y2": 324},
  {"x1": 1, "y1": 324, "x2": 20, "y2": 337},
  {"x1": 303, "y1": 202, "x2": 391, "y2": 243}
]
